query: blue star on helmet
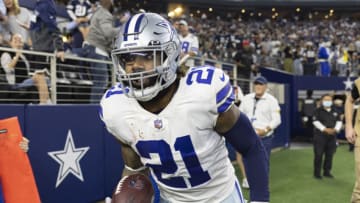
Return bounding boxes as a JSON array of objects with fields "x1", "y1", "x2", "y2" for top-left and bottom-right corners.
[
  {"x1": 155, "y1": 21, "x2": 175, "y2": 39},
  {"x1": 156, "y1": 21, "x2": 171, "y2": 33}
]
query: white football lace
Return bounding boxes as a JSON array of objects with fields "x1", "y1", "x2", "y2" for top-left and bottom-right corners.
[{"x1": 114, "y1": 175, "x2": 128, "y2": 194}]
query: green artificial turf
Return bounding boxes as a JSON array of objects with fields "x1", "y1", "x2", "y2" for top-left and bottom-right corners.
[{"x1": 235, "y1": 144, "x2": 355, "y2": 203}]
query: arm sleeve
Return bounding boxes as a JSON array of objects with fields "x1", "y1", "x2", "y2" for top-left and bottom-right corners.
[
  {"x1": 334, "y1": 111, "x2": 343, "y2": 132},
  {"x1": 211, "y1": 67, "x2": 235, "y2": 114},
  {"x1": 51, "y1": 30, "x2": 65, "y2": 52},
  {"x1": 313, "y1": 121, "x2": 326, "y2": 132},
  {"x1": 190, "y1": 36, "x2": 199, "y2": 55},
  {"x1": 334, "y1": 121, "x2": 342, "y2": 132},
  {"x1": 66, "y1": 3, "x2": 77, "y2": 21},
  {"x1": 351, "y1": 85, "x2": 359, "y2": 100},
  {"x1": 67, "y1": 10, "x2": 77, "y2": 21},
  {"x1": 98, "y1": 14, "x2": 120, "y2": 40},
  {"x1": 1, "y1": 53, "x2": 12, "y2": 72},
  {"x1": 223, "y1": 113, "x2": 269, "y2": 202},
  {"x1": 36, "y1": 3, "x2": 55, "y2": 27},
  {"x1": 238, "y1": 95, "x2": 247, "y2": 113},
  {"x1": 86, "y1": 3, "x2": 93, "y2": 19},
  {"x1": 21, "y1": 8, "x2": 31, "y2": 27},
  {"x1": 312, "y1": 109, "x2": 325, "y2": 131},
  {"x1": 269, "y1": 98, "x2": 281, "y2": 130}
]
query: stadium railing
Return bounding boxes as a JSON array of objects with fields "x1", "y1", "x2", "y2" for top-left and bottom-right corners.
[
  {"x1": 193, "y1": 56, "x2": 252, "y2": 92},
  {"x1": 0, "y1": 47, "x2": 113, "y2": 104},
  {"x1": 0, "y1": 47, "x2": 244, "y2": 104}
]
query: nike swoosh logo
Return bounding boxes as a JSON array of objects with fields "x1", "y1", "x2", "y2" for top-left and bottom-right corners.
[
  {"x1": 220, "y1": 73, "x2": 225, "y2": 81},
  {"x1": 153, "y1": 32, "x2": 165, "y2": 35}
]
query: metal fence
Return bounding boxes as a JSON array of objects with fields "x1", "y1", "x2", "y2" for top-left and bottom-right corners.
[
  {"x1": 193, "y1": 56, "x2": 252, "y2": 94},
  {"x1": 0, "y1": 48, "x2": 245, "y2": 104},
  {"x1": 0, "y1": 47, "x2": 113, "y2": 104}
]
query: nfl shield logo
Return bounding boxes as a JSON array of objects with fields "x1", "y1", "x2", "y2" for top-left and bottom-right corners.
[{"x1": 154, "y1": 119, "x2": 163, "y2": 129}]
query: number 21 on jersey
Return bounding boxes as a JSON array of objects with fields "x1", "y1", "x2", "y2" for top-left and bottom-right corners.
[{"x1": 136, "y1": 135, "x2": 211, "y2": 188}]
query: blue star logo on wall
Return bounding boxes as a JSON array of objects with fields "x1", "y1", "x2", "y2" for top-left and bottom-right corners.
[{"x1": 48, "y1": 130, "x2": 89, "y2": 188}]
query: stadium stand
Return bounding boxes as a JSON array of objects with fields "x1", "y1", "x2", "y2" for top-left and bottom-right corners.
[{"x1": 0, "y1": 1, "x2": 358, "y2": 202}]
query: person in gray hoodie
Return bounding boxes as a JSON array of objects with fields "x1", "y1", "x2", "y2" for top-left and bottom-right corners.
[{"x1": 82, "y1": 0, "x2": 120, "y2": 103}]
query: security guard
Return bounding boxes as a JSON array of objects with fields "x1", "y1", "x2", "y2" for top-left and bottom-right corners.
[{"x1": 313, "y1": 93, "x2": 342, "y2": 179}]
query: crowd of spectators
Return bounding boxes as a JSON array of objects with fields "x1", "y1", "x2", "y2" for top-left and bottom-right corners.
[
  {"x1": 174, "y1": 14, "x2": 360, "y2": 77},
  {"x1": 0, "y1": 0, "x2": 360, "y2": 103}
]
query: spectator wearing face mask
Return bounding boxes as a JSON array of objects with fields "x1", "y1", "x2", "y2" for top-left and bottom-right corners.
[{"x1": 312, "y1": 93, "x2": 342, "y2": 179}]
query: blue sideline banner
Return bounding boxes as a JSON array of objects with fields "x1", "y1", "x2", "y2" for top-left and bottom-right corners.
[
  {"x1": 0, "y1": 103, "x2": 290, "y2": 202},
  {"x1": 25, "y1": 105, "x2": 105, "y2": 203},
  {"x1": 0, "y1": 104, "x2": 25, "y2": 132}
]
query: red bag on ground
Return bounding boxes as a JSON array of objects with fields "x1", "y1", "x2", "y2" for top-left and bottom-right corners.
[{"x1": 0, "y1": 116, "x2": 41, "y2": 203}]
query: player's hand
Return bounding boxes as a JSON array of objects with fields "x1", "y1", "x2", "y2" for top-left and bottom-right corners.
[
  {"x1": 345, "y1": 126, "x2": 356, "y2": 144},
  {"x1": 19, "y1": 137, "x2": 29, "y2": 152}
]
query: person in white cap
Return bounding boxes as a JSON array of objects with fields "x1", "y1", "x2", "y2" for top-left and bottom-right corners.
[
  {"x1": 178, "y1": 19, "x2": 199, "y2": 68},
  {"x1": 239, "y1": 76, "x2": 281, "y2": 163}
]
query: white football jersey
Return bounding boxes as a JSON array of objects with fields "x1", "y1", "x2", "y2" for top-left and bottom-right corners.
[
  {"x1": 100, "y1": 66, "x2": 237, "y2": 202},
  {"x1": 179, "y1": 33, "x2": 199, "y2": 67}
]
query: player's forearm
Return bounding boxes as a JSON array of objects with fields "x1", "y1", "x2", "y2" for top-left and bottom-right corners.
[
  {"x1": 120, "y1": 142, "x2": 149, "y2": 177},
  {"x1": 243, "y1": 140, "x2": 269, "y2": 202},
  {"x1": 223, "y1": 113, "x2": 269, "y2": 201}
]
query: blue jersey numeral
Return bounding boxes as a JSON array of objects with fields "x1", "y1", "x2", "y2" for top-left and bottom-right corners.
[
  {"x1": 186, "y1": 67, "x2": 214, "y2": 85},
  {"x1": 136, "y1": 135, "x2": 211, "y2": 188},
  {"x1": 181, "y1": 41, "x2": 190, "y2": 53},
  {"x1": 105, "y1": 84, "x2": 128, "y2": 98}
]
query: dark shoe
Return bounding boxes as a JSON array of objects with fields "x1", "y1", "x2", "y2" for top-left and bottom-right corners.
[
  {"x1": 323, "y1": 173, "x2": 334, "y2": 178},
  {"x1": 314, "y1": 175, "x2": 322, "y2": 179}
]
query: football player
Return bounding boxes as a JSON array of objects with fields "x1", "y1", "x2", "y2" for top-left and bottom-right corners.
[{"x1": 100, "y1": 13, "x2": 269, "y2": 203}]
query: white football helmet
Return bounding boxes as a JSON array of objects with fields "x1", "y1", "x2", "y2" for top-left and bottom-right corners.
[{"x1": 112, "y1": 13, "x2": 181, "y2": 101}]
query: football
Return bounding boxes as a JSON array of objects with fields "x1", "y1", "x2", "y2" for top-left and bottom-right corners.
[{"x1": 111, "y1": 174, "x2": 154, "y2": 203}]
